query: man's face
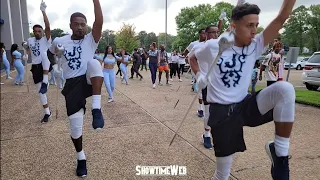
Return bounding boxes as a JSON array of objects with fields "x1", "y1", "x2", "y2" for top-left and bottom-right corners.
[
  {"x1": 160, "y1": 45, "x2": 165, "y2": 51},
  {"x1": 70, "y1": 17, "x2": 87, "y2": 38},
  {"x1": 234, "y1": 14, "x2": 259, "y2": 46},
  {"x1": 199, "y1": 30, "x2": 206, "y2": 41},
  {"x1": 206, "y1": 27, "x2": 219, "y2": 40},
  {"x1": 33, "y1": 27, "x2": 43, "y2": 40}
]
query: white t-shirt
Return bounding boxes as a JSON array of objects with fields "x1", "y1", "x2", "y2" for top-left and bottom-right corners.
[
  {"x1": 178, "y1": 55, "x2": 186, "y2": 64},
  {"x1": 186, "y1": 40, "x2": 200, "y2": 52},
  {"x1": 263, "y1": 52, "x2": 281, "y2": 81},
  {"x1": 200, "y1": 33, "x2": 267, "y2": 104},
  {"x1": 171, "y1": 55, "x2": 179, "y2": 63},
  {"x1": 49, "y1": 32, "x2": 98, "y2": 79},
  {"x1": 194, "y1": 39, "x2": 219, "y2": 75},
  {"x1": 27, "y1": 37, "x2": 52, "y2": 64}
]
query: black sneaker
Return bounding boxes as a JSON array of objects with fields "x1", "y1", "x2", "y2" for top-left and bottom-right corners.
[
  {"x1": 129, "y1": 77, "x2": 133, "y2": 79},
  {"x1": 197, "y1": 110, "x2": 204, "y2": 118},
  {"x1": 92, "y1": 109, "x2": 104, "y2": 129},
  {"x1": 265, "y1": 141, "x2": 290, "y2": 180},
  {"x1": 39, "y1": 82, "x2": 48, "y2": 94},
  {"x1": 41, "y1": 113, "x2": 51, "y2": 123},
  {"x1": 76, "y1": 160, "x2": 87, "y2": 177},
  {"x1": 202, "y1": 134, "x2": 213, "y2": 149}
]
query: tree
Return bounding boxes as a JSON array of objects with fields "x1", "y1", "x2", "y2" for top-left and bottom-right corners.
[
  {"x1": 144, "y1": 32, "x2": 158, "y2": 50},
  {"x1": 174, "y1": 2, "x2": 234, "y2": 50},
  {"x1": 136, "y1": 31, "x2": 148, "y2": 48},
  {"x1": 115, "y1": 23, "x2": 139, "y2": 54},
  {"x1": 257, "y1": 27, "x2": 264, "y2": 34},
  {"x1": 282, "y1": 6, "x2": 311, "y2": 52},
  {"x1": 157, "y1": 33, "x2": 176, "y2": 52},
  {"x1": 87, "y1": 26, "x2": 92, "y2": 34},
  {"x1": 97, "y1": 30, "x2": 116, "y2": 53},
  {"x1": 307, "y1": 5, "x2": 320, "y2": 52},
  {"x1": 50, "y1": 28, "x2": 64, "y2": 40}
]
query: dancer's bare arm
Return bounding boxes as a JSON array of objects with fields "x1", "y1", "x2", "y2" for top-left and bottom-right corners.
[
  {"x1": 263, "y1": 0, "x2": 296, "y2": 46},
  {"x1": 42, "y1": 11, "x2": 51, "y2": 41},
  {"x1": 92, "y1": 0, "x2": 103, "y2": 43},
  {"x1": 189, "y1": 55, "x2": 200, "y2": 75},
  {"x1": 40, "y1": 1, "x2": 51, "y2": 40}
]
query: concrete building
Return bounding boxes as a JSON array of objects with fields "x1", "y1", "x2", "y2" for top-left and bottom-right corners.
[{"x1": 1, "y1": 0, "x2": 30, "y2": 68}]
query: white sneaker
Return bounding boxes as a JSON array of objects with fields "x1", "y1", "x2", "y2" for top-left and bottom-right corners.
[
  {"x1": 7, "y1": 76, "x2": 13, "y2": 79},
  {"x1": 0, "y1": 82, "x2": 4, "y2": 85},
  {"x1": 158, "y1": 82, "x2": 163, "y2": 86},
  {"x1": 152, "y1": 84, "x2": 156, "y2": 89},
  {"x1": 108, "y1": 99, "x2": 114, "y2": 103},
  {"x1": 179, "y1": 79, "x2": 182, "y2": 82},
  {"x1": 170, "y1": 79, "x2": 173, "y2": 81}
]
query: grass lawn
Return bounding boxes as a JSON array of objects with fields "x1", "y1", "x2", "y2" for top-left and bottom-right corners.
[
  {"x1": 295, "y1": 90, "x2": 320, "y2": 107},
  {"x1": 251, "y1": 86, "x2": 320, "y2": 107}
]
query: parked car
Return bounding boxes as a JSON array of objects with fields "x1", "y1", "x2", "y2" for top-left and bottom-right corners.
[
  {"x1": 256, "y1": 56, "x2": 266, "y2": 67},
  {"x1": 302, "y1": 52, "x2": 320, "y2": 91},
  {"x1": 284, "y1": 57, "x2": 309, "y2": 70}
]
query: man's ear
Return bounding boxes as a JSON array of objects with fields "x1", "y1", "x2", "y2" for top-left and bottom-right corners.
[{"x1": 69, "y1": 23, "x2": 72, "y2": 30}]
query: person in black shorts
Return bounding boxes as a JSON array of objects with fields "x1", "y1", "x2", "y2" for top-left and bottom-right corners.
[
  {"x1": 140, "y1": 48, "x2": 148, "y2": 71},
  {"x1": 26, "y1": 1, "x2": 52, "y2": 123},
  {"x1": 49, "y1": 0, "x2": 104, "y2": 177},
  {"x1": 193, "y1": 1, "x2": 296, "y2": 179}
]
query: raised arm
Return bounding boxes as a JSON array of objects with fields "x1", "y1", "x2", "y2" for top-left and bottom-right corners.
[
  {"x1": 183, "y1": 49, "x2": 189, "y2": 57},
  {"x1": 263, "y1": 0, "x2": 296, "y2": 46},
  {"x1": 217, "y1": 10, "x2": 226, "y2": 33},
  {"x1": 40, "y1": 1, "x2": 51, "y2": 40},
  {"x1": 92, "y1": 0, "x2": 103, "y2": 43}
]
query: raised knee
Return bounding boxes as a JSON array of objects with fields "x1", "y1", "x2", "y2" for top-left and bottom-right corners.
[{"x1": 274, "y1": 81, "x2": 295, "y2": 103}]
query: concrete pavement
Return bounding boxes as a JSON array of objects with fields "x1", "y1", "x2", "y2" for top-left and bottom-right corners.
[{"x1": 1, "y1": 67, "x2": 320, "y2": 180}]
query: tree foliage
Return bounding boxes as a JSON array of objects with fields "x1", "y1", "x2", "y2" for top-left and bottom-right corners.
[
  {"x1": 282, "y1": 4, "x2": 320, "y2": 53},
  {"x1": 50, "y1": 28, "x2": 65, "y2": 40},
  {"x1": 97, "y1": 30, "x2": 116, "y2": 53},
  {"x1": 174, "y1": 2, "x2": 234, "y2": 50},
  {"x1": 157, "y1": 33, "x2": 176, "y2": 52},
  {"x1": 115, "y1": 23, "x2": 139, "y2": 54},
  {"x1": 144, "y1": 32, "x2": 158, "y2": 50},
  {"x1": 136, "y1": 31, "x2": 148, "y2": 48}
]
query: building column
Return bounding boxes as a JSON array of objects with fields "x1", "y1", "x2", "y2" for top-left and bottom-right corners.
[
  {"x1": 0, "y1": 0, "x2": 14, "y2": 50},
  {"x1": 20, "y1": 0, "x2": 30, "y2": 41},
  {"x1": 10, "y1": 0, "x2": 24, "y2": 45}
]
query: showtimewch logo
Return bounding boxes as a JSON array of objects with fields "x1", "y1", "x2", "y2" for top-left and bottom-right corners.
[{"x1": 136, "y1": 165, "x2": 187, "y2": 176}]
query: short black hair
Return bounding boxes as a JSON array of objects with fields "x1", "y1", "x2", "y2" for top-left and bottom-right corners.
[
  {"x1": 0, "y1": 42, "x2": 4, "y2": 49},
  {"x1": 134, "y1": 48, "x2": 138, "y2": 51},
  {"x1": 198, "y1": 28, "x2": 205, "y2": 34},
  {"x1": 70, "y1": 12, "x2": 87, "y2": 23},
  {"x1": 205, "y1": 25, "x2": 217, "y2": 32},
  {"x1": 231, "y1": 3, "x2": 260, "y2": 21},
  {"x1": 33, "y1": 24, "x2": 43, "y2": 30}
]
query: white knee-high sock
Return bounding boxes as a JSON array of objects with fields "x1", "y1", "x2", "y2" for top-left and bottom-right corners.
[
  {"x1": 92, "y1": 95, "x2": 101, "y2": 109},
  {"x1": 69, "y1": 109, "x2": 86, "y2": 160},
  {"x1": 199, "y1": 103, "x2": 203, "y2": 111},
  {"x1": 43, "y1": 74, "x2": 49, "y2": 83},
  {"x1": 274, "y1": 135, "x2": 290, "y2": 157},
  {"x1": 213, "y1": 155, "x2": 233, "y2": 180}
]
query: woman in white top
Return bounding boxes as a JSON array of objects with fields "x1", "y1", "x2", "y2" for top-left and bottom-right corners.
[
  {"x1": 170, "y1": 50, "x2": 182, "y2": 81},
  {"x1": 178, "y1": 53, "x2": 186, "y2": 77}
]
